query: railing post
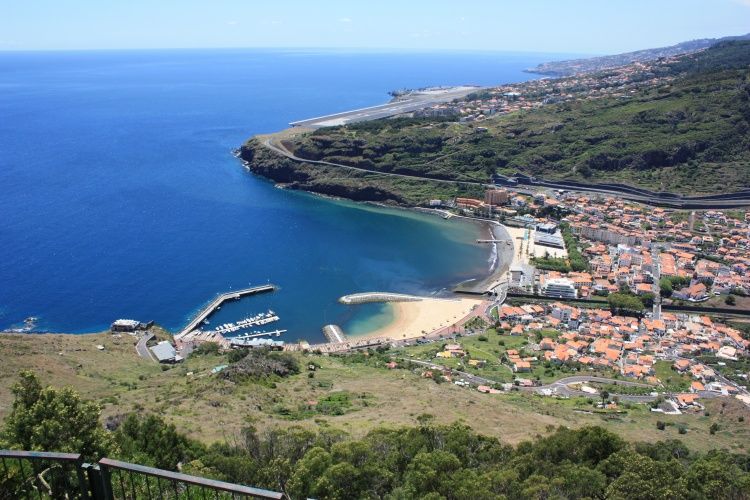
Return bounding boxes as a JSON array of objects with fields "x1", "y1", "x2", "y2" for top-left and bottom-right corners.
[
  {"x1": 98, "y1": 462, "x2": 114, "y2": 500},
  {"x1": 75, "y1": 459, "x2": 91, "y2": 500},
  {"x1": 82, "y1": 463, "x2": 112, "y2": 500}
]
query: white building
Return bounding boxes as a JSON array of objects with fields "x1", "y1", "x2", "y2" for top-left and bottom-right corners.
[{"x1": 542, "y1": 278, "x2": 578, "y2": 299}]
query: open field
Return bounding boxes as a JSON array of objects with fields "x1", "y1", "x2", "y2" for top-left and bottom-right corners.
[{"x1": 1, "y1": 333, "x2": 748, "y2": 453}]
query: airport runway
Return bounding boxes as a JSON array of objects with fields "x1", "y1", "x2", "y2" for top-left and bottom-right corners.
[{"x1": 290, "y1": 86, "x2": 479, "y2": 128}]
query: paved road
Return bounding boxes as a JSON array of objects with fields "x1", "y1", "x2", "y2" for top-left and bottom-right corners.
[
  {"x1": 536, "y1": 375, "x2": 658, "y2": 402},
  {"x1": 539, "y1": 375, "x2": 653, "y2": 388},
  {"x1": 135, "y1": 332, "x2": 155, "y2": 361},
  {"x1": 262, "y1": 138, "x2": 750, "y2": 210},
  {"x1": 652, "y1": 247, "x2": 662, "y2": 320},
  {"x1": 497, "y1": 176, "x2": 750, "y2": 209},
  {"x1": 401, "y1": 357, "x2": 739, "y2": 403},
  {"x1": 263, "y1": 139, "x2": 488, "y2": 187}
]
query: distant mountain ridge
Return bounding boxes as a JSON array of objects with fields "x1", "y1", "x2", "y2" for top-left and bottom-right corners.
[{"x1": 527, "y1": 33, "x2": 750, "y2": 76}]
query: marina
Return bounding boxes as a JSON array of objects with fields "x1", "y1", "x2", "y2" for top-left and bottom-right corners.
[
  {"x1": 212, "y1": 311, "x2": 279, "y2": 334},
  {"x1": 175, "y1": 284, "x2": 277, "y2": 340},
  {"x1": 173, "y1": 284, "x2": 288, "y2": 351}
]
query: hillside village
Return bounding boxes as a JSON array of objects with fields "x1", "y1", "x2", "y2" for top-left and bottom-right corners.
[
  {"x1": 415, "y1": 55, "x2": 682, "y2": 123},
  {"x1": 408, "y1": 182, "x2": 750, "y2": 414},
  {"x1": 451, "y1": 187, "x2": 750, "y2": 303}
]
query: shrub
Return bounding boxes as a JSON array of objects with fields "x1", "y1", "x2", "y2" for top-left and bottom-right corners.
[
  {"x1": 228, "y1": 348, "x2": 249, "y2": 363},
  {"x1": 656, "y1": 420, "x2": 666, "y2": 430},
  {"x1": 192, "y1": 342, "x2": 220, "y2": 356},
  {"x1": 221, "y1": 348, "x2": 300, "y2": 382}
]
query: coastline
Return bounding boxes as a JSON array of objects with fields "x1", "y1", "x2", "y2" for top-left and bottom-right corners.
[
  {"x1": 338, "y1": 216, "x2": 514, "y2": 344},
  {"x1": 352, "y1": 296, "x2": 485, "y2": 341}
]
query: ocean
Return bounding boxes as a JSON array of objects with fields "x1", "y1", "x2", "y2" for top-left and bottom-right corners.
[{"x1": 0, "y1": 48, "x2": 563, "y2": 342}]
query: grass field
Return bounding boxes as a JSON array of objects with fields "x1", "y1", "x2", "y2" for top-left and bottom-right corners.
[
  {"x1": 653, "y1": 360, "x2": 693, "y2": 391},
  {"x1": 0, "y1": 333, "x2": 748, "y2": 454}
]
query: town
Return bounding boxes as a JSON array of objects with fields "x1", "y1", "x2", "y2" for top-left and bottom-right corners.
[
  {"x1": 390, "y1": 184, "x2": 750, "y2": 413},
  {"x1": 413, "y1": 54, "x2": 683, "y2": 123}
]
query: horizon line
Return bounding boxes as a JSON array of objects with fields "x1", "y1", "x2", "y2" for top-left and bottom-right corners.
[{"x1": 0, "y1": 45, "x2": 598, "y2": 57}]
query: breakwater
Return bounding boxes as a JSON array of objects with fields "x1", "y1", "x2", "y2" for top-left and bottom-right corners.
[
  {"x1": 322, "y1": 324, "x2": 346, "y2": 343},
  {"x1": 339, "y1": 292, "x2": 423, "y2": 305}
]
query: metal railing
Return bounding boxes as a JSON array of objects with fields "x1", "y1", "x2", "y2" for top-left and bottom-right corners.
[
  {"x1": 1, "y1": 450, "x2": 87, "y2": 499},
  {"x1": 0, "y1": 450, "x2": 283, "y2": 500}
]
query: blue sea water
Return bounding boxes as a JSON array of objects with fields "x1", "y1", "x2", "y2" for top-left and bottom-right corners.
[{"x1": 0, "y1": 49, "x2": 561, "y2": 342}]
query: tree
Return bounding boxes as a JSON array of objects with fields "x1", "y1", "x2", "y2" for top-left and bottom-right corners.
[
  {"x1": 312, "y1": 462, "x2": 359, "y2": 500},
  {"x1": 602, "y1": 451, "x2": 687, "y2": 499},
  {"x1": 286, "y1": 447, "x2": 332, "y2": 499},
  {"x1": 558, "y1": 463, "x2": 607, "y2": 498},
  {"x1": 115, "y1": 414, "x2": 195, "y2": 471},
  {"x1": 607, "y1": 293, "x2": 645, "y2": 315},
  {"x1": 725, "y1": 294, "x2": 736, "y2": 306},
  {"x1": 640, "y1": 292, "x2": 656, "y2": 308},
  {"x1": 681, "y1": 453, "x2": 750, "y2": 499},
  {"x1": 1, "y1": 371, "x2": 112, "y2": 460},
  {"x1": 660, "y1": 278, "x2": 674, "y2": 297},
  {"x1": 401, "y1": 451, "x2": 461, "y2": 498}
]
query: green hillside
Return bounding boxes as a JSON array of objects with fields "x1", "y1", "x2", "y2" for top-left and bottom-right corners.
[{"x1": 243, "y1": 41, "x2": 750, "y2": 203}]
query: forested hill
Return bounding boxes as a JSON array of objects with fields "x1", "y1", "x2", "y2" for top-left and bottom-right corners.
[
  {"x1": 241, "y1": 41, "x2": 750, "y2": 205},
  {"x1": 527, "y1": 33, "x2": 750, "y2": 76}
]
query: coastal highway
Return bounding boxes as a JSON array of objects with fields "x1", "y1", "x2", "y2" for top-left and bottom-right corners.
[
  {"x1": 496, "y1": 175, "x2": 750, "y2": 209},
  {"x1": 260, "y1": 138, "x2": 750, "y2": 210},
  {"x1": 262, "y1": 138, "x2": 488, "y2": 187},
  {"x1": 290, "y1": 86, "x2": 479, "y2": 128}
]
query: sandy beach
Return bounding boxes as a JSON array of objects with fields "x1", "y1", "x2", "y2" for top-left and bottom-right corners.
[{"x1": 358, "y1": 297, "x2": 484, "y2": 341}]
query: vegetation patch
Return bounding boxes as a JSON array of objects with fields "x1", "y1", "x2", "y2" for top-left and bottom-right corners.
[{"x1": 221, "y1": 348, "x2": 300, "y2": 383}]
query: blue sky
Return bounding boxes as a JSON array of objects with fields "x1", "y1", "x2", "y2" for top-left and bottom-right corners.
[{"x1": 2, "y1": 0, "x2": 749, "y2": 54}]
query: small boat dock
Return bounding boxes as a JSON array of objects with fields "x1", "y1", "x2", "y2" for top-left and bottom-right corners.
[
  {"x1": 175, "y1": 284, "x2": 276, "y2": 341},
  {"x1": 213, "y1": 311, "x2": 279, "y2": 334}
]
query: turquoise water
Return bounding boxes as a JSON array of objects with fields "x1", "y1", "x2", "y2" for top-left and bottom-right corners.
[
  {"x1": 0, "y1": 49, "x2": 559, "y2": 342},
  {"x1": 344, "y1": 303, "x2": 395, "y2": 337}
]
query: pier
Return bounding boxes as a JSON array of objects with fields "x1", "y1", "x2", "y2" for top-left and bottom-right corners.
[
  {"x1": 322, "y1": 324, "x2": 346, "y2": 343},
  {"x1": 175, "y1": 285, "x2": 277, "y2": 341}
]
